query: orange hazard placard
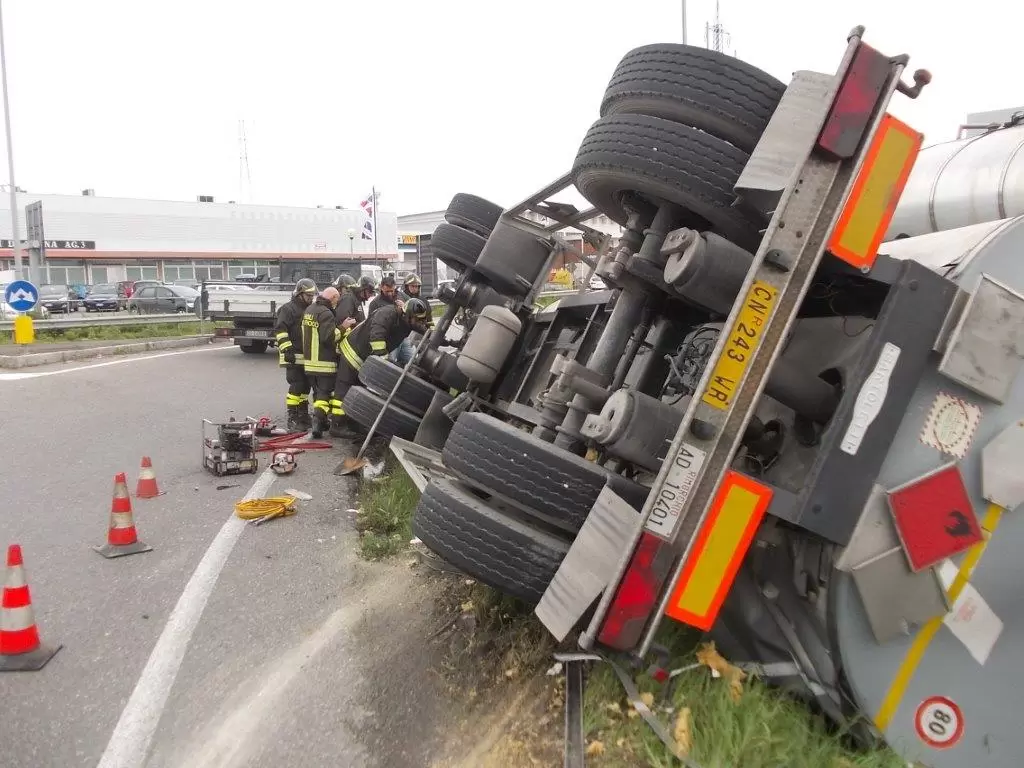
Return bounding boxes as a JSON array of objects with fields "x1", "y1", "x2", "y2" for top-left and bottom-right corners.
[{"x1": 665, "y1": 471, "x2": 773, "y2": 631}]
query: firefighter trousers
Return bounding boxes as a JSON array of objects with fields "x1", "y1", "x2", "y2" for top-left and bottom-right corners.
[
  {"x1": 333, "y1": 360, "x2": 360, "y2": 416},
  {"x1": 309, "y1": 374, "x2": 336, "y2": 417},
  {"x1": 284, "y1": 365, "x2": 311, "y2": 408}
]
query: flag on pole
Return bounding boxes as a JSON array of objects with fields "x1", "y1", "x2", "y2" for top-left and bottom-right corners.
[{"x1": 359, "y1": 190, "x2": 375, "y2": 240}]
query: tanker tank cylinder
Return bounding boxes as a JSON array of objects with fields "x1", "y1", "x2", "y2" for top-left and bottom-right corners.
[
  {"x1": 662, "y1": 229, "x2": 754, "y2": 316},
  {"x1": 580, "y1": 389, "x2": 684, "y2": 472},
  {"x1": 456, "y1": 304, "x2": 523, "y2": 385},
  {"x1": 886, "y1": 122, "x2": 1024, "y2": 239}
]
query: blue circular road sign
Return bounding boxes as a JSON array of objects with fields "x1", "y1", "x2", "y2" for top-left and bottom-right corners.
[{"x1": 4, "y1": 280, "x2": 39, "y2": 313}]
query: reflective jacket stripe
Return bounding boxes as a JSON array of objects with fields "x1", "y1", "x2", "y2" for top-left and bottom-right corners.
[
  {"x1": 340, "y1": 338, "x2": 363, "y2": 371},
  {"x1": 369, "y1": 340, "x2": 387, "y2": 353}
]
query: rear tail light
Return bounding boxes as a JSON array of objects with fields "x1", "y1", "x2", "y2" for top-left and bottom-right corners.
[
  {"x1": 817, "y1": 42, "x2": 892, "y2": 160},
  {"x1": 597, "y1": 532, "x2": 676, "y2": 650},
  {"x1": 597, "y1": 471, "x2": 774, "y2": 650}
]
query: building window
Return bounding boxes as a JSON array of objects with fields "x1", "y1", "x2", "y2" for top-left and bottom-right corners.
[
  {"x1": 46, "y1": 265, "x2": 87, "y2": 286},
  {"x1": 194, "y1": 261, "x2": 225, "y2": 282},
  {"x1": 164, "y1": 264, "x2": 195, "y2": 282},
  {"x1": 126, "y1": 264, "x2": 160, "y2": 280},
  {"x1": 90, "y1": 266, "x2": 109, "y2": 284}
]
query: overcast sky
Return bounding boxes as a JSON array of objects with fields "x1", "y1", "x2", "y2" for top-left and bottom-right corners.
[{"x1": 0, "y1": 0, "x2": 1015, "y2": 216}]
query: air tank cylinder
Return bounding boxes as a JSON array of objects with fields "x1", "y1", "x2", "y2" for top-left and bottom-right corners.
[
  {"x1": 456, "y1": 305, "x2": 523, "y2": 384},
  {"x1": 580, "y1": 389, "x2": 684, "y2": 471}
]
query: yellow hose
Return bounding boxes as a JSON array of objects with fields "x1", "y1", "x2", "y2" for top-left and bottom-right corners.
[{"x1": 234, "y1": 496, "x2": 297, "y2": 521}]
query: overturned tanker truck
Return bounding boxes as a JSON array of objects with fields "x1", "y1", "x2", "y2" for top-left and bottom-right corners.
[{"x1": 340, "y1": 26, "x2": 1024, "y2": 767}]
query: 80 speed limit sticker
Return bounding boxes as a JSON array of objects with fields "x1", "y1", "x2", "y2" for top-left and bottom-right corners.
[{"x1": 914, "y1": 696, "x2": 964, "y2": 749}]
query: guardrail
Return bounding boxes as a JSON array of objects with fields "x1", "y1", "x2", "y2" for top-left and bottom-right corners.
[{"x1": 0, "y1": 314, "x2": 206, "y2": 331}]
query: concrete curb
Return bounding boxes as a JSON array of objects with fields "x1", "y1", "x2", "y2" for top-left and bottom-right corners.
[{"x1": 0, "y1": 335, "x2": 221, "y2": 369}]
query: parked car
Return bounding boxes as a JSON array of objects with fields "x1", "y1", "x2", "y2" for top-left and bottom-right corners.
[
  {"x1": 39, "y1": 284, "x2": 80, "y2": 313},
  {"x1": 128, "y1": 284, "x2": 200, "y2": 314},
  {"x1": 83, "y1": 283, "x2": 128, "y2": 312}
]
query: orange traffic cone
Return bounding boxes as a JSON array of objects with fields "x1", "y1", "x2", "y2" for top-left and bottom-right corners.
[
  {"x1": 135, "y1": 456, "x2": 160, "y2": 499},
  {"x1": 0, "y1": 544, "x2": 62, "y2": 671},
  {"x1": 94, "y1": 473, "x2": 153, "y2": 559}
]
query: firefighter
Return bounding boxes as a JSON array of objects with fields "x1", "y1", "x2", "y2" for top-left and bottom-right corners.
[
  {"x1": 301, "y1": 286, "x2": 343, "y2": 438},
  {"x1": 331, "y1": 297, "x2": 433, "y2": 438},
  {"x1": 335, "y1": 274, "x2": 373, "y2": 330},
  {"x1": 399, "y1": 273, "x2": 422, "y2": 301},
  {"x1": 367, "y1": 274, "x2": 404, "y2": 317},
  {"x1": 274, "y1": 278, "x2": 318, "y2": 431},
  {"x1": 390, "y1": 274, "x2": 424, "y2": 366}
]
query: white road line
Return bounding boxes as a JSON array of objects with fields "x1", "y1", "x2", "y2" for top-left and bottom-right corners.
[
  {"x1": 0, "y1": 344, "x2": 229, "y2": 381},
  {"x1": 97, "y1": 465, "x2": 280, "y2": 768}
]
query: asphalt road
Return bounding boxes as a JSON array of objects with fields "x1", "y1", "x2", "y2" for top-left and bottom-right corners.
[{"x1": 0, "y1": 342, "x2": 453, "y2": 768}]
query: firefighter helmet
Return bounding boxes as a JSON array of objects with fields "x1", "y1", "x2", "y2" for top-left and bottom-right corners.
[
  {"x1": 404, "y1": 297, "x2": 430, "y2": 322},
  {"x1": 403, "y1": 273, "x2": 422, "y2": 287},
  {"x1": 294, "y1": 278, "x2": 317, "y2": 297},
  {"x1": 332, "y1": 273, "x2": 357, "y2": 290},
  {"x1": 358, "y1": 276, "x2": 377, "y2": 293}
]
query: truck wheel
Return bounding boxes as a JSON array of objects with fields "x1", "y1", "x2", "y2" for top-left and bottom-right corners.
[
  {"x1": 431, "y1": 222, "x2": 487, "y2": 271},
  {"x1": 442, "y1": 412, "x2": 649, "y2": 534},
  {"x1": 571, "y1": 113, "x2": 761, "y2": 250},
  {"x1": 358, "y1": 356, "x2": 452, "y2": 417},
  {"x1": 240, "y1": 341, "x2": 268, "y2": 354},
  {"x1": 412, "y1": 477, "x2": 571, "y2": 605},
  {"x1": 444, "y1": 193, "x2": 504, "y2": 238},
  {"x1": 600, "y1": 44, "x2": 784, "y2": 154},
  {"x1": 341, "y1": 385, "x2": 421, "y2": 440}
]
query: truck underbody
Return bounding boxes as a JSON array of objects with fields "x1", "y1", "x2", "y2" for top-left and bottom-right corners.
[{"x1": 333, "y1": 28, "x2": 1022, "y2": 767}]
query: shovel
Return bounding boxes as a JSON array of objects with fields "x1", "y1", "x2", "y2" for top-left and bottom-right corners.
[{"x1": 335, "y1": 332, "x2": 433, "y2": 476}]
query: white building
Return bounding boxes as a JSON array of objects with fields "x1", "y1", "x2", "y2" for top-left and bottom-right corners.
[{"x1": 0, "y1": 191, "x2": 399, "y2": 286}]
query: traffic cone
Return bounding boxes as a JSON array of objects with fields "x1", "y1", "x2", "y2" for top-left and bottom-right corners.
[
  {"x1": 135, "y1": 456, "x2": 160, "y2": 499},
  {"x1": 94, "y1": 473, "x2": 153, "y2": 559},
  {"x1": 0, "y1": 545, "x2": 62, "y2": 671}
]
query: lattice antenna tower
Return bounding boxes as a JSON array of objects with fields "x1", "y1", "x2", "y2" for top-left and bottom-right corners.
[
  {"x1": 704, "y1": 1, "x2": 732, "y2": 54},
  {"x1": 238, "y1": 119, "x2": 253, "y2": 203}
]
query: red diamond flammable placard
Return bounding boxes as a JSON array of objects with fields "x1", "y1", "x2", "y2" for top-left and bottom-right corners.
[{"x1": 887, "y1": 463, "x2": 984, "y2": 572}]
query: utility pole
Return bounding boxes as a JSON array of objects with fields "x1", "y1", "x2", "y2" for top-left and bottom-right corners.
[
  {"x1": 704, "y1": 0, "x2": 732, "y2": 54},
  {"x1": 0, "y1": 0, "x2": 22, "y2": 280},
  {"x1": 681, "y1": 0, "x2": 687, "y2": 44}
]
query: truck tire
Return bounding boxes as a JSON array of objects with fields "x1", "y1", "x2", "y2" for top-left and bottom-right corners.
[
  {"x1": 442, "y1": 412, "x2": 648, "y2": 533},
  {"x1": 431, "y1": 222, "x2": 488, "y2": 272},
  {"x1": 571, "y1": 113, "x2": 761, "y2": 250},
  {"x1": 412, "y1": 478, "x2": 570, "y2": 604},
  {"x1": 341, "y1": 385, "x2": 420, "y2": 440},
  {"x1": 240, "y1": 341, "x2": 268, "y2": 354},
  {"x1": 444, "y1": 193, "x2": 504, "y2": 238},
  {"x1": 600, "y1": 44, "x2": 784, "y2": 154},
  {"x1": 358, "y1": 356, "x2": 452, "y2": 417}
]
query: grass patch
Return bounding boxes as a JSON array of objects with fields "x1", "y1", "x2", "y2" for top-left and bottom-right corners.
[
  {"x1": 355, "y1": 461, "x2": 420, "y2": 559},
  {"x1": 21, "y1": 320, "x2": 212, "y2": 344},
  {"x1": 583, "y1": 628, "x2": 904, "y2": 768}
]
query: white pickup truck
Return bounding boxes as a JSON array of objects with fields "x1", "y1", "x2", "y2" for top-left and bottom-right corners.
[{"x1": 204, "y1": 265, "x2": 384, "y2": 354}]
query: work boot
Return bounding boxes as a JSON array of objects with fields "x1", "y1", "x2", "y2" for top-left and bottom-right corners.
[
  {"x1": 329, "y1": 415, "x2": 362, "y2": 440},
  {"x1": 311, "y1": 411, "x2": 329, "y2": 439},
  {"x1": 298, "y1": 407, "x2": 313, "y2": 429},
  {"x1": 286, "y1": 405, "x2": 306, "y2": 433}
]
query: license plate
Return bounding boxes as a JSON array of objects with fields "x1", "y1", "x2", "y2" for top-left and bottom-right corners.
[
  {"x1": 244, "y1": 329, "x2": 269, "y2": 338},
  {"x1": 702, "y1": 280, "x2": 779, "y2": 411},
  {"x1": 644, "y1": 443, "x2": 708, "y2": 541}
]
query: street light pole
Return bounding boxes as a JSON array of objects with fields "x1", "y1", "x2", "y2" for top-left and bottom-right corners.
[
  {"x1": 347, "y1": 228, "x2": 355, "y2": 255},
  {"x1": 0, "y1": 0, "x2": 22, "y2": 280}
]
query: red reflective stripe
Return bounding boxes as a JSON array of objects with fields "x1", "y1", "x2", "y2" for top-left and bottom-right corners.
[
  {"x1": 2, "y1": 585, "x2": 30, "y2": 609},
  {"x1": 0, "y1": 624, "x2": 40, "y2": 655},
  {"x1": 109, "y1": 526, "x2": 138, "y2": 546},
  {"x1": 6, "y1": 544, "x2": 23, "y2": 567}
]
